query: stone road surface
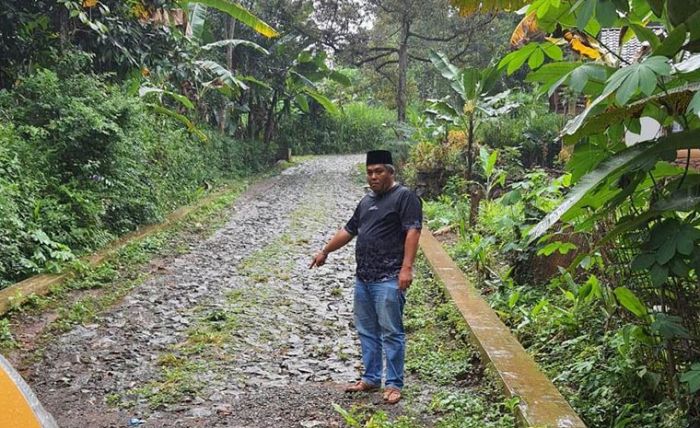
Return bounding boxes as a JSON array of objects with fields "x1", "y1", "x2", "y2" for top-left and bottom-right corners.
[{"x1": 24, "y1": 155, "x2": 418, "y2": 427}]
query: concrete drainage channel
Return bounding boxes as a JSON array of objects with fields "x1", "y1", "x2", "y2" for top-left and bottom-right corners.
[{"x1": 419, "y1": 230, "x2": 586, "y2": 428}]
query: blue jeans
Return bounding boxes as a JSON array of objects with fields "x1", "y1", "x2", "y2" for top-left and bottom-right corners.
[{"x1": 353, "y1": 277, "x2": 406, "y2": 390}]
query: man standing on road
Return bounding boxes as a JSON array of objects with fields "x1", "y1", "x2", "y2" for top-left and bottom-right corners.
[{"x1": 309, "y1": 150, "x2": 422, "y2": 405}]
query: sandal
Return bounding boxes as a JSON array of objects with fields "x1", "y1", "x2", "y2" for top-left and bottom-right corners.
[
  {"x1": 383, "y1": 387, "x2": 401, "y2": 404},
  {"x1": 345, "y1": 380, "x2": 378, "y2": 393}
]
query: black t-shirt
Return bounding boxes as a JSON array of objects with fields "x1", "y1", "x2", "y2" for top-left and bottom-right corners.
[{"x1": 344, "y1": 184, "x2": 422, "y2": 283}]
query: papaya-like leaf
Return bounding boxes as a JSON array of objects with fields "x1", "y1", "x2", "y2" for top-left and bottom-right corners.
[{"x1": 680, "y1": 364, "x2": 700, "y2": 393}]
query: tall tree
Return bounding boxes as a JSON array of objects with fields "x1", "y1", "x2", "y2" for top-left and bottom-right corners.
[{"x1": 342, "y1": 0, "x2": 497, "y2": 122}]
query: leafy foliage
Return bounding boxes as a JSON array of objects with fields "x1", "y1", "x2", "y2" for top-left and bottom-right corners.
[{"x1": 0, "y1": 68, "x2": 276, "y2": 288}]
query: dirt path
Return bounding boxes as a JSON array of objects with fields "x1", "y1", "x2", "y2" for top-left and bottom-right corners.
[{"x1": 17, "y1": 155, "x2": 510, "y2": 427}]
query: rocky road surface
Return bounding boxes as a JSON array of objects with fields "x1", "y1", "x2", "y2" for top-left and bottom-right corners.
[{"x1": 22, "y1": 155, "x2": 426, "y2": 427}]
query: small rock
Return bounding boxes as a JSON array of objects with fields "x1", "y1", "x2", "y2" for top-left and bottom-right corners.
[{"x1": 189, "y1": 407, "x2": 213, "y2": 418}]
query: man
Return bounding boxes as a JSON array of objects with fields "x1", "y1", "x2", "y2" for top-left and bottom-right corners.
[{"x1": 309, "y1": 150, "x2": 422, "y2": 405}]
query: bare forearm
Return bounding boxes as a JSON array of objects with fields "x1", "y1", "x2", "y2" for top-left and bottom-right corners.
[
  {"x1": 402, "y1": 228, "x2": 421, "y2": 268},
  {"x1": 310, "y1": 228, "x2": 354, "y2": 269},
  {"x1": 398, "y1": 228, "x2": 421, "y2": 290},
  {"x1": 322, "y1": 228, "x2": 354, "y2": 254}
]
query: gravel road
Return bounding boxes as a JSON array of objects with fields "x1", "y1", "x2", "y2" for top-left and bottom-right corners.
[{"x1": 23, "y1": 155, "x2": 420, "y2": 427}]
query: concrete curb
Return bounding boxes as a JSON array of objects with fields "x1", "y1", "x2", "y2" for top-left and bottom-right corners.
[{"x1": 419, "y1": 229, "x2": 586, "y2": 428}]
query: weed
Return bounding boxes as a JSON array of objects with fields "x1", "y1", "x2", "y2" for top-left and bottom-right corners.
[{"x1": 0, "y1": 318, "x2": 16, "y2": 349}]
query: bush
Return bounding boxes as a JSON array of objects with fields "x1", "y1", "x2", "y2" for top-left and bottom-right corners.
[
  {"x1": 479, "y1": 101, "x2": 563, "y2": 169},
  {"x1": 0, "y1": 68, "x2": 274, "y2": 288},
  {"x1": 277, "y1": 102, "x2": 395, "y2": 155}
]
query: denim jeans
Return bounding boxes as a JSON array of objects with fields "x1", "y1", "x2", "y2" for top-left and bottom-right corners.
[{"x1": 353, "y1": 277, "x2": 406, "y2": 390}]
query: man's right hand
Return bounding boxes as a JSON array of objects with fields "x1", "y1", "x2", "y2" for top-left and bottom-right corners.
[{"x1": 309, "y1": 251, "x2": 327, "y2": 269}]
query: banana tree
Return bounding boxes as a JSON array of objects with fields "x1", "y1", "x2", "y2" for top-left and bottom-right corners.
[
  {"x1": 427, "y1": 50, "x2": 513, "y2": 178},
  {"x1": 260, "y1": 47, "x2": 349, "y2": 152},
  {"x1": 140, "y1": 2, "x2": 272, "y2": 137}
]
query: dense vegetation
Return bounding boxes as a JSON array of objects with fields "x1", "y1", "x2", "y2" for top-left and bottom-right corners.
[{"x1": 402, "y1": 0, "x2": 700, "y2": 426}]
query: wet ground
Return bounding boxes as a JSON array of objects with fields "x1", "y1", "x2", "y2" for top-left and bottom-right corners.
[{"x1": 10, "y1": 155, "x2": 510, "y2": 427}]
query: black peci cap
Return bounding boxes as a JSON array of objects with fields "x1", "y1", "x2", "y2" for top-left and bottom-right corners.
[{"x1": 366, "y1": 150, "x2": 393, "y2": 165}]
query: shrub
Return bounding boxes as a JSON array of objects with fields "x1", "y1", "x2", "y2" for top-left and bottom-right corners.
[
  {"x1": 0, "y1": 68, "x2": 274, "y2": 288},
  {"x1": 278, "y1": 102, "x2": 395, "y2": 155},
  {"x1": 478, "y1": 102, "x2": 563, "y2": 169}
]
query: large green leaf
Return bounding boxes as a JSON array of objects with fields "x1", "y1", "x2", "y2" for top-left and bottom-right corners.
[
  {"x1": 680, "y1": 363, "x2": 700, "y2": 393},
  {"x1": 613, "y1": 287, "x2": 648, "y2": 319},
  {"x1": 651, "y1": 313, "x2": 691, "y2": 340},
  {"x1": 526, "y1": 62, "x2": 580, "y2": 95},
  {"x1": 569, "y1": 63, "x2": 609, "y2": 93},
  {"x1": 187, "y1": 4, "x2": 207, "y2": 42},
  {"x1": 139, "y1": 86, "x2": 194, "y2": 110},
  {"x1": 576, "y1": 0, "x2": 596, "y2": 29},
  {"x1": 429, "y1": 50, "x2": 460, "y2": 81},
  {"x1": 565, "y1": 81, "x2": 700, "y2": 141},
  {"x1": 196, "y1": 60, "x2": 248, "y2": 90},
  {"x1": 527, "y1": 128, "x2": 700, "y2": 242},
  {"x1": 182, "y1": 0, "x2": 279, "y2": 38},
  {"x1": 604, "y1": 56, "x2": 671, "y2": 105},
  {"x1": 460, "y1": 68, "x2": 480, "y2": 100},
  {"x1": 425, "y1": 100, "x2": 460, "y2": 124},
  {"x1": 689, "y1": 91, "x2": 700, "y2": 117},
  {"x1": 302, "y1": 88, "x2": 339, "y2": 116},
  {"x1": 147, "y1": 104, "x2": 207, "y2": 142},
  {"x1": 655, "y1": 23, "x2": 687, "y2": 57},
  {"x1": 201, "y1": 39, "x2": 269, "y2": 55},
  {"x1": 630, "y1": 23, "x2": 660, "y2": 50}
]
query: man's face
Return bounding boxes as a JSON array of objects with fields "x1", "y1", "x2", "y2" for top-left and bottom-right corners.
[{"x1": 366, "y1": 164, "x2": 394, "y2": 193}]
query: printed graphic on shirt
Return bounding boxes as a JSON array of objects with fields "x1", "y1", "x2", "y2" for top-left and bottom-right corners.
[{"x1": 344, "y1": 185, "x2": 422, "y2": 283}]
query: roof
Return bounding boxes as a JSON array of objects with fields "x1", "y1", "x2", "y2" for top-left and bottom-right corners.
[{"x1": 598, "y1": 26, "x2": 664, "y2": 66}]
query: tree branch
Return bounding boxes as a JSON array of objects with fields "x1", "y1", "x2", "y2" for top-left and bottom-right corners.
[{"x1": 353, "y1": 49, "x2": 396, "y2": 66}]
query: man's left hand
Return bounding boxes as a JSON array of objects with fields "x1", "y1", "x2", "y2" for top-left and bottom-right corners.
[{"x1": 398, "y1": 266, "x2": 413, "y2": 290}]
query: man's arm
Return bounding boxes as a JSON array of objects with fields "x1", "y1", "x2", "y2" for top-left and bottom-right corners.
[
  {"x1": 309, "y1": 228, "x2": 354, "y2": 268},
  {"x1": 398, "y1": 228, "x2": 421, "y2": 290}
]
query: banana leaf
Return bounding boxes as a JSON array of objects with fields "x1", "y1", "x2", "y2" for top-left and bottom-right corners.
[
  {"x1": 181, "y1": 0, "x2": 278, "y2": 38},
  {"x1": 201, "y1": 39, "x2": 269, "y2": 55},
  {"x1": 527, "y1": 128, "x2": 700, "y2": 243}
]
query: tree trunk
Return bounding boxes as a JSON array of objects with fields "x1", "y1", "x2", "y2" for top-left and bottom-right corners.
[
  {"x1": 396, "y1": 16, "x2": 409, "y2": 123},
  {"x1": 467, "y1": 114, "x2": 475, "y2": 179},
  {"x1": 263, "y1": 90, "x2": 278, "y2": 148},
  {"x1": 247, "y1": 94, "x2": 257, "y2": 140}
]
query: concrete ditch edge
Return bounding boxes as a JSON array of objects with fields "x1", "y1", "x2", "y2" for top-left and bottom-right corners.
[{"x1": 419, "y1": 229, "x2": 586, "y2": 428}]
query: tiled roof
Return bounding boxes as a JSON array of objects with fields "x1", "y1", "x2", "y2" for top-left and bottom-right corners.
[{"x1": 598, "y1": 27, "x2": 664, "y2": 66}]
